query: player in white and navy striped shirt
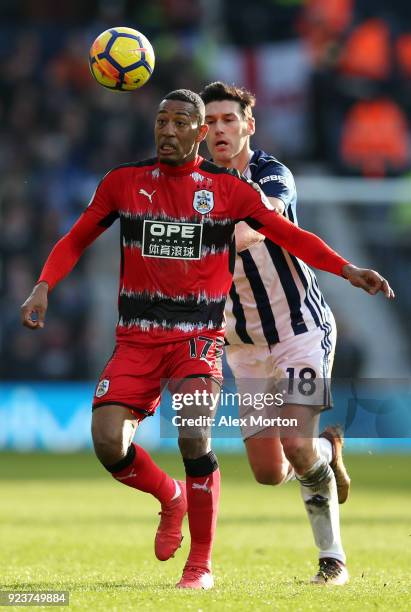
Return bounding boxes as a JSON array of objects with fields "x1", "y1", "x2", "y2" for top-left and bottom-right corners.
[
  {"x1": 201, "y1": 81, "x2": 351, "y2": 585},
  {"x1": 225, "y1": 149, "x2": 335, "y2": 349}
]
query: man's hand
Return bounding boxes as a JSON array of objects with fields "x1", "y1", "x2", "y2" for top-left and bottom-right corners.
[
  {"x1": 20, "y1": 282, "x2": 49, "y2": 329},
  {"x1": 235, "y1": 221, "x2": 265, "y2": 252},
  {"x1": 342, "y1": 264, "x2": 395, "y2": 298}
]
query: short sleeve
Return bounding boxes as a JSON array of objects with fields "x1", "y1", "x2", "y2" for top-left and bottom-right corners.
[{"x1": 253, "y1": 162, "x2": 296, "y2": 209}]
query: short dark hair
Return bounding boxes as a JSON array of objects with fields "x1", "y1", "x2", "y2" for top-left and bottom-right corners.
[
  {"x1": 199, "y1": 81, "x2": 256, "y2": 118},
  {"x1": 163, "y1": 89, "x2": 205, "y2": 123}
]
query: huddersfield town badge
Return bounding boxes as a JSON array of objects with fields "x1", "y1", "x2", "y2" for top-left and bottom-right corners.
[
  {"x1": 95, "y1": 379, "x2": 110, "y2": 398},
  {"x1": 193, "y1": 189, "x2": 214, "y2": 214}
]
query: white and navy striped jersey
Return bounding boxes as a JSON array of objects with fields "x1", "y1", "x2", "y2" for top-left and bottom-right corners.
[{"x1": 225, "y1": 149, "x2": 333, "y2": 346}]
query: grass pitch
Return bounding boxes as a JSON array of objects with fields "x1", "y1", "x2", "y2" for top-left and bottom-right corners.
[{"x1": 0, "y1": 451, "x2": 410, "y2": 611}]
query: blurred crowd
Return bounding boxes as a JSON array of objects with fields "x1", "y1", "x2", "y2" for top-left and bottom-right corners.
[
  {"x1": 223, "y1": 0, "x2": 411, "y2": 176},
  {"x1": 298, "y1": 0, "x2": 411, "y2": 177},
  {"x1": 0, "y1": 0, "x2": 208, "y2": 380},
  {"x1": 1, "y1": 0, "x2": 410, "y2": 380}
]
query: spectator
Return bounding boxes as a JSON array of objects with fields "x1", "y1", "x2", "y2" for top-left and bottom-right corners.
[
  {"x1": 340, "y1": 97, "x2": 410, "y2": 177},
  {"x1": 0, "y1": 4, "x2": 208, "y2": 380}
]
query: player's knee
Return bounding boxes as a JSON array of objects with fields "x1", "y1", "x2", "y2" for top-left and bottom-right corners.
[
  {"x1": 281, "y1": 437, "x2": 312, "y2": 466},
  {"x1": 92, "y1": 429, "x2": 125, "y2": 466},
  {"x1": 252, "y1": 464, "x2": 287, "y2": 486}
]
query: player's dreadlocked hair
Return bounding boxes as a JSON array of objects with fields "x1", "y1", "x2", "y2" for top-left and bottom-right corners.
[
  {"x1": 199, "y1": 81, "x2": 256, "y2": 119},
  {"x1": 163, "y1": 89, "x2": 205, "y2": 123}
]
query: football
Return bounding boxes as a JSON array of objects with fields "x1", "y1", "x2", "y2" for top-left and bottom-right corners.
[{"x1": 89, "y1": 26, "x2": 155, "y2": 91}]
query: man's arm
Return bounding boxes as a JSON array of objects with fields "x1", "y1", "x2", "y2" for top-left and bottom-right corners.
[
  {"x1": 21, "y1": 169, "x2": 120, "y2": 329},
  {"x1": 233, "y1": 180, "x2": 394, "y2": 298},
  {"x1": 21, "y1": 213, "x2": 111, "y2": 329},
  {"x1": 255, "y1": 212, "x2": 393, "y2": 297},
  {"x1": 236, "y1": 196, "x2": 283, "y2": 252}
]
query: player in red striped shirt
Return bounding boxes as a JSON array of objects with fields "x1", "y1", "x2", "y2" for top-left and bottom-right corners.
[{"x1": 21, "y1": 89, "x2": 393, "y2": 590}]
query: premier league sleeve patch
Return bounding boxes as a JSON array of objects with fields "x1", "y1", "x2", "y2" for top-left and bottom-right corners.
[
  {"x1": 95, "y1": 379, "x2": 110, "y2": 397},
  {"x1": 193, "y1": 190, "x2": 214, "y2": 214}
]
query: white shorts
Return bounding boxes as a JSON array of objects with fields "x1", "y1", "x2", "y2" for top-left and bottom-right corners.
[{"x1": 225, "y1": 318, "x2": 336, "y2": 439}]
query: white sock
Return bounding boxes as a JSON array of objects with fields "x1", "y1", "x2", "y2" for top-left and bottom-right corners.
[
  {"x1": 297, "y1": 457, "x2": 346, "y2": 564},
  {"x1": 283, "y1": 464, "x2": 296, "y2": 483},
  {"x1": 282, "y1": 439, "x2": 331, "y2": 485},
  {"x1": 317, "y1": 437, "x2": 333, "y2": 464},
  {"x1": 170, "y1": 479, "x2": 181, "y2": 500}
]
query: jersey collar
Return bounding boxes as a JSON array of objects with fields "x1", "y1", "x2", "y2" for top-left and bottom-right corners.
[
  {"x1": 158, "y1": 155, "x2": 203, "y2": 176},
  {"x1": 243, "y1": 150, "x2": 255, "y2": 178}
]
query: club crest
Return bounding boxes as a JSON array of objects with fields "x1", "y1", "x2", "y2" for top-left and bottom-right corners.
[
  {"x1": 193, "y1": 189, "x2": 214, "y2": 215},
  {"x1": 95, "y1": 379, "x2": 110, "y2": 398}
]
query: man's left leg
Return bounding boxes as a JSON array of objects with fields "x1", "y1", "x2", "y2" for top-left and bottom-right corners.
[
  {"x1": 174, "y1": 376, "x2": 221, "y2": 590},
  {"x1": 281, "y1": 404, "x2": 349, "y2": 586}
]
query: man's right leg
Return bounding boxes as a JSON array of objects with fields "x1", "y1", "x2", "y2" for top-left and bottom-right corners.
[
  {"x1": 245, "y1": 432, "x2": 293, "y2": 485},
  {"x1": 91, "y1": 404, "x2": 186, "y2": 560},
  {"x1": 226, "y1": 344, "x2": 294, "y2": 486},
  {"x1": 244, "y1": 429, "x2": 336, "y2": 486},
  {"x1": 280, "y1": 404, "x2": 348, "y2": 585}
]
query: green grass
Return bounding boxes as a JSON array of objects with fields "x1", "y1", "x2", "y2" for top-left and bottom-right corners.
[{"x1": 0, "y1": 452, "x2": 410, "y2": 611}]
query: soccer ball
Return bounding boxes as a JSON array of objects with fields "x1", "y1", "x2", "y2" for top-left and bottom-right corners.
[{"x1": 89, "y1": 27, "x2": 155, "y2": 91}]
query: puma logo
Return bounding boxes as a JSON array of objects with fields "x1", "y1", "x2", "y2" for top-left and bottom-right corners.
[
  {"x1": 192, "y1": 477, "x2": 211, "y2": 493},
  {"x1": 139, "y1": 188, "x2": 156, "y2": 204},
  {"x1": 116, "y1": 470, "x2": 136, "y2": 481}
]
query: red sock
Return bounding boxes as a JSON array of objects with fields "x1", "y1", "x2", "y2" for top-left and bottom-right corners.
[
  {"x1": 111, "y1": 443, "x2": 176, "y2": 505},
  {"x1": 186, "y1": 468, "x2": 221, "y2": 570}
]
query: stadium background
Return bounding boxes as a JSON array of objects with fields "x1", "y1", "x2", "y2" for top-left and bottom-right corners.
[
  {"x1": 1, "y1": 0, "x2": 410, "y2": 451},
  {"x1": 1, "y1": 2, "x2": 410, "y2": 609}
]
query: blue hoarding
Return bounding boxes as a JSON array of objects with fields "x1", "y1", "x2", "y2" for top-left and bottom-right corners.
[{"x1": 0, "y1": 383, "x2": 410, "y2": 452}]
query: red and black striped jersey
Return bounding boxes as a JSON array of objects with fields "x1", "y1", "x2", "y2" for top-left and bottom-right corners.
[{"x1": 38, "y1": 155, "x2": 348, "y2": 345}]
